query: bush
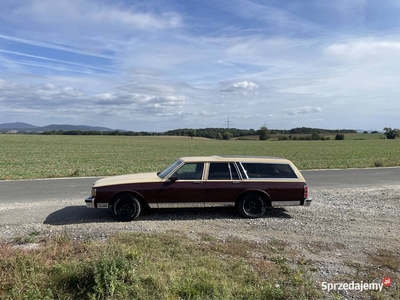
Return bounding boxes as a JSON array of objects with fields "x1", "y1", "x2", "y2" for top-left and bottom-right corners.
[
  {"x1": 222, "y1": 132, "x2": 232, "y2": 140},
  {"x1": 311, "y1": 132, "x2": 321, "y2": 140},
  {"x1": 384, "y1": 127, "x2": 399, "y2": 139},
  {"x1": 259, "y1": 126, "x2": 270, "y2": 140},
  {"x1": 335, "y1": 134, "x2": 345, "y2": 140}
]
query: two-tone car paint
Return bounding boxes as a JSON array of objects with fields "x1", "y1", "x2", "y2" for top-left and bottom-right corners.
[{"x1": 85, "y1": 156, "x2": 311, "y2": 221}]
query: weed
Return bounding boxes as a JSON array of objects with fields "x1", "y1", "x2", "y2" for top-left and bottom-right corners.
[
  {"x1": 13, "y1": 231, "x2": 40, "y2": 244},
  {"x1": 373, "y1": 159, "x2": 385, "y2": 167},
  {"x1": 198, "y1": 232, "x2": 218, "y2": 242},
  {"x1": 70, "y1": 168, "x2": 81, "y2": 177},
  {"x1": 271, "y1": 256, "x2": 287, "y2": 265}
]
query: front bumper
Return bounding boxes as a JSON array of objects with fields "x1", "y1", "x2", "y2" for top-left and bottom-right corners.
[
  {"x1": 85, "y1": 195, "x2": 95, "y2": 208},
  {"x1": 304, "y1": 198, "x2": 312, "y2": 206}
]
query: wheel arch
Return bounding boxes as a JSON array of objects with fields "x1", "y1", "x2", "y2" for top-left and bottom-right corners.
[
  {"x1": 110, "y1": 190, "x2": 150, "y2": 211},
  {"x1": 235, "y1": 189, "x2": 272, "y2": 207}
]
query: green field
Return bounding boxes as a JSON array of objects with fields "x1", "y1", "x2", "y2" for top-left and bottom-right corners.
[{"x1": 1, "y1": 134, "x2": 400, "y2": 180}]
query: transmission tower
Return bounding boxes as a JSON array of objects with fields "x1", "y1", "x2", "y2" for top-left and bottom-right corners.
[{"x1": 224, "y1": 116, "x2": 233, "y2": 128}]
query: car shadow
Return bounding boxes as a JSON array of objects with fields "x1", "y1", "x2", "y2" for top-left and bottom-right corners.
[
  {"x1": 44, "y1": 206, "x2": 293, "y2": 225},
  {"x1": 43, "y1": 206, "x2": 113, "y2": 225}
]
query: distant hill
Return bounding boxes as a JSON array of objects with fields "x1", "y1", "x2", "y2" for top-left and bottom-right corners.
[
  {"x1": 39, "y1": 124, "x2": 114, "y2": 131},
  {"x1": 0, "y1": 122, "x2": 115, "y2": 132},
  {"x1": 0, "y1": 122, "x2": 38, "y2": 130}
]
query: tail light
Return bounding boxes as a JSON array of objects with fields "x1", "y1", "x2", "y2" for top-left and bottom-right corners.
[{"x1": 304, "y1": 185, "x2": 309, "y2": 199}]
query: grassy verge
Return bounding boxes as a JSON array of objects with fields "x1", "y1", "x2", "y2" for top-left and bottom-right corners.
[
  {"x1": 3, "y1": 231, "x2": 398, "y2": 299},
  {"x1": 1, "y1": 135, "x2": 400, "y2": 179},
  {"x1": 0, "y1": 232, "x2": 322, "y2": 300}
]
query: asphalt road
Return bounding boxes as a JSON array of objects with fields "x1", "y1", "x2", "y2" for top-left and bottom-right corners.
[{"x1": 0, "y1": 167, "x2": 399, "y2": 204}]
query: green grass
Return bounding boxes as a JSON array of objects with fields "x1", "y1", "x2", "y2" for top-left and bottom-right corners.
[
  {"x1": 0, "y1": 232, "x2": 322, "y2": 300},
  {"x1": 1, "y1": 134, "x2": 400, "y2": 179}
]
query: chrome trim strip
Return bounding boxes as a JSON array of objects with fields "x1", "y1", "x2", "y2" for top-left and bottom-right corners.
[
  {"x1": 150, "y1": 202, "x2": 236, "y2": 209},
  {"x1": 272, "y1": 201, "x2": 301, "y2": 206},
  {"x1": 204, "y1": 202, "x2": 235, "y2": 208},
  {"x1": 232, "y1": 162, "x2": 243, "y2": 180},
  {"x1": 238, "y1": 162, "x2": 249, "y2": 179},
  {"x1": 157, "y1": 202, "x2": 204, "y2": 208},
  {"x1": 148, "y1": 203, "x2": 158, "y2": 209},
  {"x1": 242, "y1": 178, "x2": 301, "y2": 181}
]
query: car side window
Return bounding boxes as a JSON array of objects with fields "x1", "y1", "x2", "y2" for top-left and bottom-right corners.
[
  {"x1": 208, "y1": 163, "x2": 240, "y2": 180},
  {"x1": 273, "y1": 164, "x2": 297, "y2": 178},
  {"x1": 241, "y1": 163, "x2": 297, "y2": 179},
  {"x1": 174, "y1": 163, "x2": 204, "y2": 180}
]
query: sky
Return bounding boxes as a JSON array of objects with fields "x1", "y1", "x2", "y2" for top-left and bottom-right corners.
[{"x1": 1, "y1": 0, "x2": 400, "y2": 132}]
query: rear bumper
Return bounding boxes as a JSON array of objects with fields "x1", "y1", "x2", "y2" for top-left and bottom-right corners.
[
  {"x1": 85, "y1": 195, "x2": 95, "y2": 208},
  {"x1": 303, "y1": 198, "x2": 312, "y2": 206}
]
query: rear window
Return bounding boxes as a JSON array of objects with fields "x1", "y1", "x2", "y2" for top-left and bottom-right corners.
[{"x1": 241, "y1": 163, "x2": 297, "y2": 179}]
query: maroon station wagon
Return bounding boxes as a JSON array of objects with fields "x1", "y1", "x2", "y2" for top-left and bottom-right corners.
[{"x1": 85, "y1": 155, "x2": 312, "y2": 221}]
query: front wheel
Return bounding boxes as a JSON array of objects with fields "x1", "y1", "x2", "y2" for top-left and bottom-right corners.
[
  {"x1": 238, "y1": 193, "x2": 267, "y2": 218},
  {"x1": 111, "y1": 193, "x2": 141, "y2": 222}
]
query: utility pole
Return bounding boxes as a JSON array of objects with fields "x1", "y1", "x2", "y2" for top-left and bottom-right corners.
[{"x1": 224, "y1": 116, "x2": 233, "y2": 128}]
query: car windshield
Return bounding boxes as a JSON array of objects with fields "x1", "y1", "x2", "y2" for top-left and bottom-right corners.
[{"x1": 157, "y1": 159, "x2": 182, "y2": 178}]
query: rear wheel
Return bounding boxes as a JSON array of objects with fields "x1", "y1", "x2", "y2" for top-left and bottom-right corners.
[
  {"x1": 238, "y1": 193, "x2": 267, "y2": 218},
  {"x1": 111, "y1": 193, "x2": 141, "y2": 221}
]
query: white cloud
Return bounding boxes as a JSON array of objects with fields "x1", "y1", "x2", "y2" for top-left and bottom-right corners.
[
  {"x1": 323, "y1": 38, "x2": 400, "y2": 60},
  {"x1": 220, "y1": 80, "x2": 259, "y2": 92},
  {"x1": 232, "y1": 81, "x2": 258, "y2": 90},
  {"x1": 212, "y1": 0, "x2": 320, "y2": 33},
  {"x1": 282, "y1": 106, "x2": 321, "y2": 115},
  {"x1": 4, "y1": 0, "x2": 183, "y2": 31},
  {"x1": 0, "y1": 49, "x2": 119, "y2": 74}
]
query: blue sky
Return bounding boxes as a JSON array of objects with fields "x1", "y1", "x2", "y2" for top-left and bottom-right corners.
[{"x1": 1, "y1": 0, "x2": 400, "y2": 131}]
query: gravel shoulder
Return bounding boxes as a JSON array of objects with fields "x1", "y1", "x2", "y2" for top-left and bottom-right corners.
[{"x1": 1, "y1": 185, "x2": 399, "y2": 298}]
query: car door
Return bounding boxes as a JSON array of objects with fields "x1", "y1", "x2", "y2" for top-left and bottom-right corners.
[
  {"x1": 203, "y1": 162, "x2": 243, "y2": 207},
  {"x1": 155, "y1": 162, "x2": 205, "y2": 208}
]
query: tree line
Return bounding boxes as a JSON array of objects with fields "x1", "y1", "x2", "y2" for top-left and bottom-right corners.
[
  {"x1": 41, "y1": 130, "x2": 163, "y2": 136},
  {"x1": 37, "y1": 126, "x2": 400, "y2": 140},
  {"x1": 39, "y1": 127, "x2": 356, "y2": 139}
]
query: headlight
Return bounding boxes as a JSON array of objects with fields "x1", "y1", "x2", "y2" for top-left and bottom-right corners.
[{"x1": 91, "y1": 188, "x2": 96, "y2": 197}]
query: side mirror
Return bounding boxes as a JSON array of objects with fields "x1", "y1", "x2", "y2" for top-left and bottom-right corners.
[{"x1": 169, "y1": 176, "x2": 178, "y2": 182}]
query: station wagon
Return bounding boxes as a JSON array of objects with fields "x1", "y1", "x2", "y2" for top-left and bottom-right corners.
[{"x1": 85, "y1": 155, "x2": 312, "y2": 221}]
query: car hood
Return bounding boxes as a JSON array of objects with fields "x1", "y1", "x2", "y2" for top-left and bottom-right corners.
[{"x1": 93, "y1": 172, "x2": 162, "y2": 187}]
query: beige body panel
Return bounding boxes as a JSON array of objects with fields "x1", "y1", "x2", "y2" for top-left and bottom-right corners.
[{"x1": 94, "y1": 172, "x2": 162, "y2": 187}]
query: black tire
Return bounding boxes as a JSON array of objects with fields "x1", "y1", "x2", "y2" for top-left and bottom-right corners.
[
  {"x1": 111, "y1": 193, "x2": 141, "y2": 222},
  {"x1": 238, "y1": 193, "x2": 267, "y2": 218}
]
